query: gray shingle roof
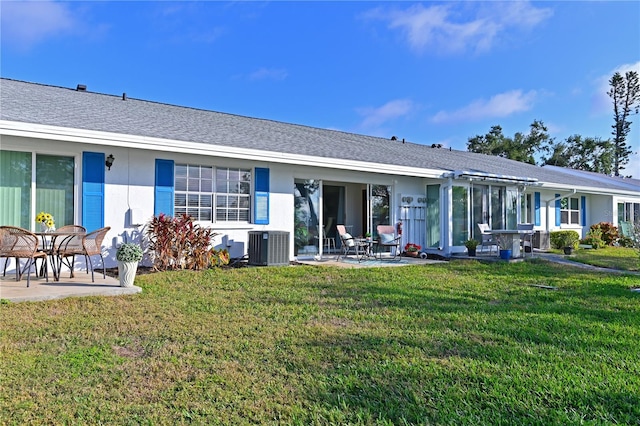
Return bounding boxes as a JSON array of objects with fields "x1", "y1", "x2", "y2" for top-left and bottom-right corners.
[{"x1": 2, "y1": 78, "x2": 639, "y2": 194}]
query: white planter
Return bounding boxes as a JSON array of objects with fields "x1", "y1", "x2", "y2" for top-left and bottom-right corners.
[{"x1": 118, "y1": 261, "x2": 138, "y2": 287}]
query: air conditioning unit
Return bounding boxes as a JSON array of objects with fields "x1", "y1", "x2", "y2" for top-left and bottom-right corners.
[
  {"x1": 248, "y1": 231, "x2": 290, "y2": 266},
  {"x1": 533, "y1": 230, "x2": 550, "y2": 250}
]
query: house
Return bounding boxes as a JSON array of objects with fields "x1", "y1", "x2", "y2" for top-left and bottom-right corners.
[{"x1": 1, "y1": 78, "x2": 639, "y2": 269}]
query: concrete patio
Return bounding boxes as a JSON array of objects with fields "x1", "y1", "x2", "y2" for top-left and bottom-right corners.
[{"x1": 0, "y1": 270, "x2": 141, "y2": 303}]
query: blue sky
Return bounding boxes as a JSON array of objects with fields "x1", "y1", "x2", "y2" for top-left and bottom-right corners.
[{"x1": 2, "y1": 1, "x2": 639, "y2": 175}]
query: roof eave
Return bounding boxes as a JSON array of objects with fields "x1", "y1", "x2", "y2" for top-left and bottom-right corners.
[{"x1": 0, "y1": 120, "x2": 445, "y2": 178}]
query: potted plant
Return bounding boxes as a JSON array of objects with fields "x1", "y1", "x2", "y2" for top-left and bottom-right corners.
[
  {"x1": 464, "y1": 239, "x2": 479, "y2": 257},
  {"x1": 404, "y1": 242, "x2": 421, "y2": 257},
  {"x1": 116, "y1": 242, "x2": 143, "y2": 287},
  {"x1": 364, "y1": 232, "x2": 372, "y2": 241},
  {"x1": 495, "y1": 234, "x2": 513, "y2": 260},
  {"x1": 550, "y1": 230, "x2": 580, "y2": 255}
]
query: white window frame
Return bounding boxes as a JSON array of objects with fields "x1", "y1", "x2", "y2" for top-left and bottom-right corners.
[
  {"x1": 560, "y1": 197, "x2": 580, "y2": 225},
  {"x1": 174, "y1": 164, "x2": 251, "y2": 223}
]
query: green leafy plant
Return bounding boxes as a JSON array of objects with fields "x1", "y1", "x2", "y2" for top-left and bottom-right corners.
[
  {"x1": 550, "y1": 230, "x2": 580, "y2": 249},
  {"x1": 464, "y1": 239, "x2": 479, "y2": 250},
  {"x1": 589, "y1": 222, "x2": 619, "y2": 246},
  {"x1": 116, "y1": 243, "x2": 143, "y2": 262},
  {"x1": 581, "y1": 227, "x2": 606, "y2": 249}
]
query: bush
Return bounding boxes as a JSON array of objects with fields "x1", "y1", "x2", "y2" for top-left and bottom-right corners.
[
  {"x1": 581, "y1": 228, "x2": 606, "y2": 249},
  {"x1": 618, "y1": 236, "x2": 635, "y2": 248},
  {"x1": 550, "y1": 230, "x2": 580, "y2": 250},
  {"x1": 146, "y1": 213, "x2": 221, "y2": 271},
  {"x1": 589, "y1": 222, "x2": 619, "y2": 246}
]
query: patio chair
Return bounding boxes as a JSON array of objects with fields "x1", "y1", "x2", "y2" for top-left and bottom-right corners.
[
  {"x1": 336, "y1": 225, "x2": 357, "y2": 260},
  {"x1": 0, "y1": 226, "x2": 48, "y2": 287},
  {"x1": 619, "y1": 221, "x2": 632, "y2": 238},
  {"x1": 517, "y1": 223, "x2": 534, "y2": 257},
  {"x1": 57, "y1": 226, "x2": 110, "y2": 282},
  {"x1": 322, "y1": 217, "x2": 336, "y2": 254},
  {"x1": 376, "y1": 224, "x2": 401, "y2": 260},
  {"x1": 477, "y1": 223, "x2": 498, "y2": 256}
]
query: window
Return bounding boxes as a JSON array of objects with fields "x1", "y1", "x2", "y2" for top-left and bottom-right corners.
[
  {"x1": 174, "y1": 164, "x2": 251, "y2": 222},
  {"x1": 175, "y1": 164, "x2": 213, "y2": 221},
  {"x1": 560, "y1": 197, "x2": 580, "y2": 225},
  {"x1": 0, "y1": 150, "x2": 74, "y2": 229},
  {"x1": 618, "y1": 202, "x2": 640, "y2": 224}
]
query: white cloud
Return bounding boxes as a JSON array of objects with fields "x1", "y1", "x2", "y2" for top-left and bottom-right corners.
[
  {"x1": 431, "y1": 90, "x2": 537, "y2": 124},
  {"x1": 357, "y1": 99, "x2": 415, "y2": 129},
  {"x1": 591, "y1": 61, "x2": 640, "y2": 116},
  {"x1": 248, "y1": 68, "x2": 288, "y2": 81},
  {"x1": 366, "y1": 1, "x2": 552, "y2": 54},
  {"x1": 1, "y1": 0, "x2": 76, "y2": 50}
]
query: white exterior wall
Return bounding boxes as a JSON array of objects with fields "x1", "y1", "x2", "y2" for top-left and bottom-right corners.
[
  {"x1": 590, "y1": 195, "x2": 615, "y2": 225},
  {"x1": 3, "y1": 131, "x2": 637, "y2": 270}
]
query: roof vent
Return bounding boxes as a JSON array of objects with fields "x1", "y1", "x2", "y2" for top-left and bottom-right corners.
[
  {"x1": 76, "y1": 84, "x2": 87, "y2": 92},
  {"x1": 391, "y1": 136, "x2": 398, "y2": 141},
  {"x1": 431, "y1": 143, "x2": 442, "y2": 149},
  {"x1": 122, "y1": 92, "x2": 127, "y2": 101}
]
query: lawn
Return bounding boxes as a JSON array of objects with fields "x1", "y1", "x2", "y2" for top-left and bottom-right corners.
[
  {"x1": 569, "y1": 246, "x2": 639, "y2": 271},
  {"x1": 1, "y1": 260, "x2": 639, "y2": 425}
]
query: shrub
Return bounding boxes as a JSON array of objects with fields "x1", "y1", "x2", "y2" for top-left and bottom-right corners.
[
  {"x1": 589, "y1": 222, "x2": 619, "y2": 246},
  {"x1": 581, "y1": 228, "x2": 606, "y2": 249},
  {"x1": 146, "y1": 213, "x2": 221, "y2": 271},
  {"x1": 210, "y1": 248, "x2": 230, "y2": 266},
  {"x1": 550, "y1": 230, "x2": 580, "y2": 250},
  {"x1": 116, "y1": 243, "x2": 143, "y2": 262},
  {"x1": 618, "y1": 236, "x2": 635, "y2": 248}
]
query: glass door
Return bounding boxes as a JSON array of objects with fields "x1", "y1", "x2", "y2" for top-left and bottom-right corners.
[
  {"x1": 472, "y1": 185, "x2": 488, "y2": 240},
  {"x1": 294, "y1": 179, "x2": 320, "y2": 257},
  {"x1": 370, "y1": 185, "x2": 391, "y2": 239}
]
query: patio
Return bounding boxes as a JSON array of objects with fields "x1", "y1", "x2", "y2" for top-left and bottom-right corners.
[{"x1": 0, "y1": 271, "x2": 141, "y2": 303}]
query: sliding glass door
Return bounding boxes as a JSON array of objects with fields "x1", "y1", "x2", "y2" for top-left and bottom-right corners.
[
  {"x1": 0, "y1": 150, "x2": 74, "y2": 229},
  {"x1": 294, "y1": 179, "x2": 320, "y2": 257}
]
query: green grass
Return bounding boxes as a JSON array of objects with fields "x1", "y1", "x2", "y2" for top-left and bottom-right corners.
[
  {"x1": 569, "y1": 246, "x2": 640, "y2": 271},
  {"x1": 2, "y1": 260, "x2": 639, "y2": 424}
]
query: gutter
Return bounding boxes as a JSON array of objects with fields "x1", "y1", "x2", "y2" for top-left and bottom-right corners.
[{"x1": 545, "y1": 189, "x2": 577, "y2": 231}]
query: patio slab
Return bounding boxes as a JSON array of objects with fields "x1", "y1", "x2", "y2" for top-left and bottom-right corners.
[{"x1": 0, "y1": 272, "x2": 141, "y2": 303}]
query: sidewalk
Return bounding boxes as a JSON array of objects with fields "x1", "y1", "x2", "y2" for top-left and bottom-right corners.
[{"x1": 535, "y1": 252, "x2": 640, "y2": 276}]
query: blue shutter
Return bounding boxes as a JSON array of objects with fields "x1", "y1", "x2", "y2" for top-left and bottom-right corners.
[
  {"x1": 581, "y1": 196, "x2": 586, "y2": 225},
  {"x1": 82, "y1": 152, "x2": 105, "y2": 232},
  {"x1": 555, "y1": 194, "x2": 561, "y2": 227},
  {"x1": 154, "y1": 159, "x2": 174, "y2": 217},
  {"x1": 254, "y1": 167, "x2": 269, "y2": 225},
  {"x1": 534, "y1": 192, "x2": 541, "y2": 226}
]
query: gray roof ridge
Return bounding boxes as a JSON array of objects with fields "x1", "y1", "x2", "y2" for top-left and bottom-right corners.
[{"x1": 0, "y1": 77, "x2": 452, "y2": 153}]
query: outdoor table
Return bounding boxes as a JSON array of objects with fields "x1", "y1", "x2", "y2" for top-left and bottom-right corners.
[
  {"x1": 35, "y1": 231, "x2": 86, "y2": 281},
  {"x1": 488, "y1": 229, "x2": 528, "y2": 258},
  {"x1": 355, "y1": 238, "x2": 378, "y2": 262}
]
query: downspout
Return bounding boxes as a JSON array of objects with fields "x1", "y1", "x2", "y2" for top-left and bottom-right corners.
[{"x1": 545, "y1": 189, "x2": 577, "y2": 231}]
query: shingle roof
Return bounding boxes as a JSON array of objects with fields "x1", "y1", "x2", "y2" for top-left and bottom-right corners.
[{"x1": 2, "y1": 78, "x2": 639, "y2": 195}]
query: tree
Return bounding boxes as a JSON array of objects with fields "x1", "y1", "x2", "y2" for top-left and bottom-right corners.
[
  {"x1": 607, "y1": 71, "x2": 640, "y2": 176},
  {"x1": 467, "y1": 120, "x2": 552, "y2": 165},
  {"x1": 543, "y1": 135, "x2": 614, "y2": 175}
]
